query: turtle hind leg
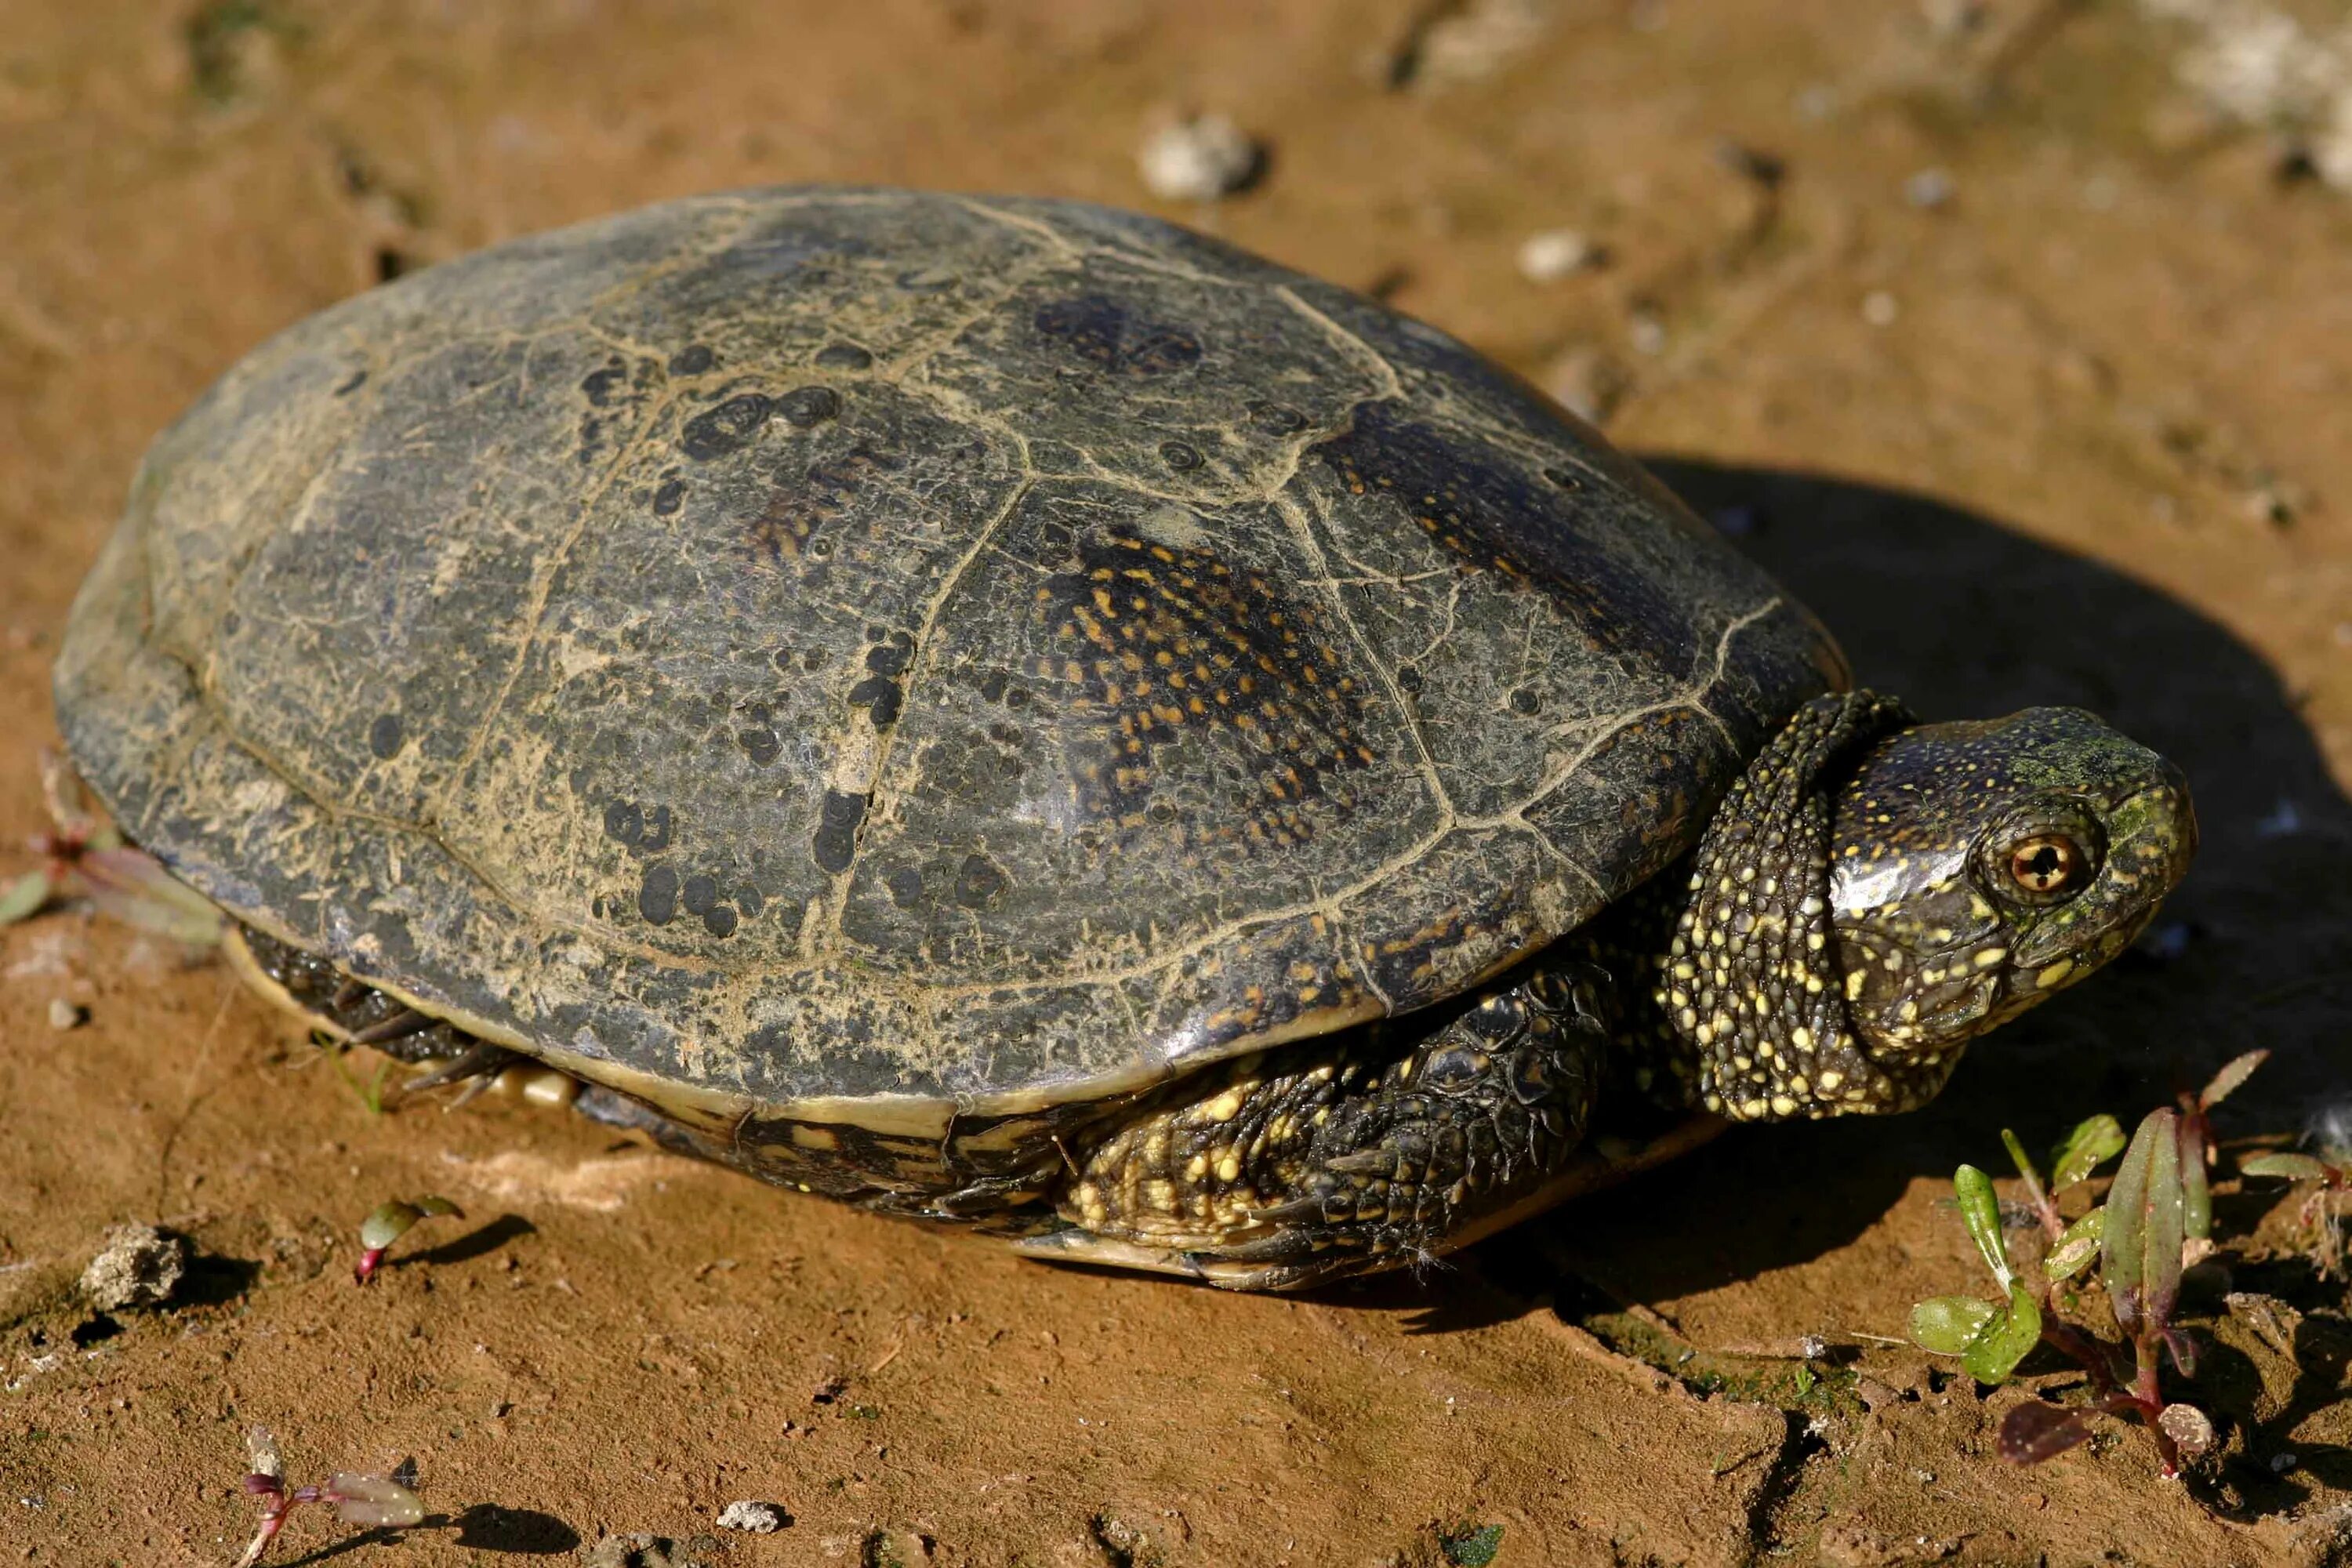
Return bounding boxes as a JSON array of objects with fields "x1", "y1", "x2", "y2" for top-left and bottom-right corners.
[{"x1": 1014, "y1": 960, "x2": 1609, "y2": 1291}]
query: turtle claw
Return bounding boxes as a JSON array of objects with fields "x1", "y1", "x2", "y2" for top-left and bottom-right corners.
[
  {"x1": 1011, "y1": 1226, "x2": 1333, "y2": 1290},
  {"x1": 392, "y1": 1041, "x2": 523, "y2": 1099}
]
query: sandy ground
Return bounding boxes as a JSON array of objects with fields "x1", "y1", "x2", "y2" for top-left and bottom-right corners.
[{"x1": 5, "y1": 2, "x2": 2352, "y2": 1563}]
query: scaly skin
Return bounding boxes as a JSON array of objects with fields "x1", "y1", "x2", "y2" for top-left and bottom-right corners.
[{"x1": 224, "y1": 691, "x2": 2197, "y2": 1290}]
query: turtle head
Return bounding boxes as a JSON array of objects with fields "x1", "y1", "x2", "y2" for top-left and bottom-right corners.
[
  {"x1": 1658, "y1": 695, "x2": 2194, "y2": 1123},
  {"x1": 1828, "y1": 707, "x2": 2196, "y2": 1065}
]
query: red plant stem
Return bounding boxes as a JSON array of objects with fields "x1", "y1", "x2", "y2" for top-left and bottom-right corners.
[
  {"x1": 354, "y1": 1246, "x2": 387, "y2": 1286},
  {"x1": 2132, "y1": 1330, "x2": 2183, "y2": 1477}
]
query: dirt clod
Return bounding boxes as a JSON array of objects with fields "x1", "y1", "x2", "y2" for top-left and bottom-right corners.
[
  {"x1": 715, "y1": 1500, "x2": 785, "y2": 1534},
  {"x1": 78, "y1": 1224, "x2": 185, "y2": 1311}
]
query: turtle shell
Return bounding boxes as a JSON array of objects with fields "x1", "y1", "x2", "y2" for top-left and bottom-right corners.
[{"x1": 56, "y1": 188, "x2": 1843, "y2": 1140}]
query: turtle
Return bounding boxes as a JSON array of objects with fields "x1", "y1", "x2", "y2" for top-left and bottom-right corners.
[{"x1": 52, "y1": 187, "x2": 2197, "y2": 1291}]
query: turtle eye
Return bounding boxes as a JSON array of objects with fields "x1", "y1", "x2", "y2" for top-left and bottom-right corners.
[{"x1": 2005, "y1": 834, "x2": 2084, "y2": 897}]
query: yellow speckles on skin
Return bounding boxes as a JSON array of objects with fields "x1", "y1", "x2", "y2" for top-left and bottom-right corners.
[
  {"x1": 2036, "y1": 958, "x2": 2076, "y2": 989},
  {"x1": 1973, "y1": 947, "x2": 2008, "y2": 969},
  {"x1": 1969, "y1": 894, "x2": 1996, "y2": 920},
  {"x1": 1846, "y1": 969, "x2": 1867, "y2": 1001},
  {"x1": 1818, "y1": 1069, "x2": 1843, "y2": 1091},
  {"x1": 1215, "y1": 1152, "x2": 1242, "y2": 1183},
  {"x1": 1185, "y1": 1153, "x2": 1208, "y2": 1179},
  {"x1": 1200, "y1": 1088, "x2": 1244, "y2": 1123},
  {"x1": 1791, "y1": 1025, "x2": 1813, "y2": 1051},
  {"x1": 1770, "y1": 1095, "x2": 1799, "y2": 1116},
  {"x1": 1738, "y1": 1098, "x2": 1770, "y2": 1119}
]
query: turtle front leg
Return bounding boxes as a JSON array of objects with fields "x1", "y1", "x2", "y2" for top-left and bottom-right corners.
[{"x1": 1015, "y1": 960, "x2": 1610, "y2": 1290}]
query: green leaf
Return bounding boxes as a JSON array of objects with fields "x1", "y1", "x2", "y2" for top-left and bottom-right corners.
[
  {"x1": 0, "y1": 869, "x2": 53, "y2": 927},
  {"x1": 2050, "y1": 1115, "x2": 2126, "y2": 1191},
  {"x1": 2241, "y1": 1152, "x2": 2332, "y2": 1181},
  {"x1": 2045, "y1": 1207, "x2": 2104, "y2": 1281},
  {"x1": 2104, "y1": 1108, "x2": 2185, "y2": 1337},
  {"x1": 358, "y1": 1195, "x2": 462, "y2": 1250},
  {"x1": 1954, "y1": 1164, "x2": 2013, "y2": 1287},
  {"x1": 2002, "y1": 1128, "x2": 2045, "y2": 1192},
  {"x1": 1911, "y1": 1294, "x2": 1998, "y2": 1355},
  {"x1": 324, "y1": 1472, "x2": 424, "y2": 1529},
  {"x1": 2179, "y1": 1116, "x2": 2212, "y2": 1243},
  {"x1": 73, "y1": 848, "x2": 223, "y2": 947},
  {"x1": 2198, "y1": 1049, "x2": 2268, "y2": 1110},
  {"x1": 1961, "y1": 1282, "x2": 2044, "y2": 1384}
]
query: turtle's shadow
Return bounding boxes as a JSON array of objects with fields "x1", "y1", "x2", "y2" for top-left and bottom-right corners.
[{"x1": 1367, "y1": 462, "x2": 2352, "y2": 1323}]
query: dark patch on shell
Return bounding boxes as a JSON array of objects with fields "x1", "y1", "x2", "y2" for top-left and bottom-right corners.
[
  {"x1": 779, "y1": 386, "x2": 841, "y2": 427},
  {"x1": 812, "y1": 789, "x2": 868, "y2": 875},
  {"x1": 1033, "y1": 295, "x2": 1204, "y2": 376},
  {"x1": 638, "y1": 863, "x2": 680, "y2": 925},
  {"x1": 954, "y1": 852, "x2": 1008, "y2": 909},
  {"x1": 681, "y1": 393, "x2": 775, "y2": 460}
]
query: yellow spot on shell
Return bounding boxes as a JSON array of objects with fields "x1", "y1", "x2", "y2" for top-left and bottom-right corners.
[{"x1": 2037, "y1": 959, "x2": 2075, "y2": 989}]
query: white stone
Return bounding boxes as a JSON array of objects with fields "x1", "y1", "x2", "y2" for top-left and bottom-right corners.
[{"x1": 1137, "y1": 115, "x2": 1261, "y2": 202}]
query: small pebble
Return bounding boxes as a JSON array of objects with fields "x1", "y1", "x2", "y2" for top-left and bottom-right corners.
[
  {"x1": 1137, "y1": 114, "x2": 1261, "y2": 202},
  {"x1": 1861, "y1": 291, "x2": 1900, "y2": 327},
  {"x1": 1919, "y1": 0, "x2": 1988, "y2": 38},
  {"x1": 47, "y1": 998, "x2": 87, "y2": 1031},
  {"x1": 1904, "y1": 167, "x2": 1955, "y2": 209},
  {"x1": 1794, "y1": 83, "x2": 1838, "y2": 122},
  {"x1": 1544, "y1": 345, "x2": 1628, "y2": 425},
  {"x1": 717, "y1": 1501, "x2": 786, "y2": 1534},
  {"x1": 1515, "y1": 228, "x2": 1599, "y2": 282},
  {"x1": 79, "y1": 1224, "x2": 187, "y2": 1312},
  {"x1": 1628, "y1": 310, "x2": 1668, "y2": 356},
  {"x1": 2273, "y1": 1451, "x2": 2299, "y2": 1474}
]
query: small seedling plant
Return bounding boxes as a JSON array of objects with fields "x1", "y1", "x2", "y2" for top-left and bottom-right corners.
[
  {"x1": 2238, "y1": 1145, "x2": 2352, "y2": 1278},
  {"x1": 0, "y1": 752, "x2": 221, "y2": 945},
  {"x1": 354, "y1": 1196, "x2": 462, "y2": 1285},
  {"x1": 235, "y1": 1426, "x2": 423, "y2": 1567},
  {"x1": 1908, "y1": 1051, "x2": 2267, "y2": 1476}
]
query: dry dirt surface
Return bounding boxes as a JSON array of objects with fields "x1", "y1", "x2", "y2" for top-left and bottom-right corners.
[{"x1": 6, "y1": 2, "x2": 2352, "y2": 1565}]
